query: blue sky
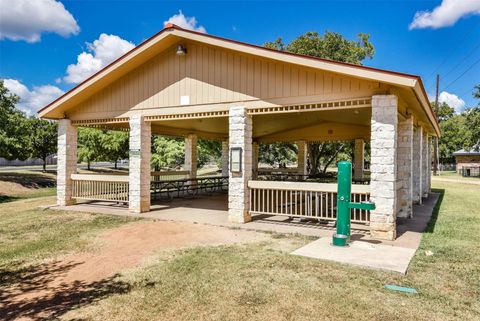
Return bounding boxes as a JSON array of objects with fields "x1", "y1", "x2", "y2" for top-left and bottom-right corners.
[{"x1": 0, "y1": 0, "x2": 479, "y2": 115}]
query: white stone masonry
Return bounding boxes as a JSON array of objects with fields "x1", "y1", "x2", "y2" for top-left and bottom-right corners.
[
  {"x1": 412, "y1": 125, "x2": 423, "y2": 204},
  {"x1": 353, "y1": 139, "x2": 365, "y2": 181},
  {"x1": 57, "y1": 119, "x2": 77, "y2": 206},
  {"x1": 369, "y1": 95, "x2": 398, "y2": 241},
  {"x1": 422, "y1": 129, "x2": 429, "y2": 197},
  {"x1": 297, "y1": 140, "x2": 308, "y2": 175},
  {"x1": 184, "y1": 134, "x2": 198, "y2": 179},
  {"x1": 228, "y1": 106, "x2": 252, "y2": 223},
  {"x1": 221, "y1": 141, "x2": 229, "y2": 176},
  {"x1": 396, "y1": 116, "x2": 413, "y2": 218},
  {"x1": 129, "y1": 115, "x2": 151, "y2": 213}
]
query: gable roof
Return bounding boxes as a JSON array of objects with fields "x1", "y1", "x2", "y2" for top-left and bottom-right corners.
[{"x1": 38, "y1": 24, "x2": 440, "y2": 136}]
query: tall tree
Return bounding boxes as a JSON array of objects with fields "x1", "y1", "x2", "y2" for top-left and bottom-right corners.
[
  {"x1": 198, "y1": 139, "x2": 221, "y2": 168},
  {"x1": 259, "y1": 143, "x2": 297, "y2": 168},
  {"x1": 465, "y1": 84, "x2": 480, "y2": 149},
  {"x1": 0, "y1": 80, "x2": 30, "y2": 160},
  {"x1": 265, "y1": 31, "x2": 374, "y2": 174},
  {"x1": 439, "y1": 114, "x2": 472, "y2": 163},
  {"x1": 27, "y1": 118, "x2": 57, "y2": 172},
  {"x1": 431, "y1": 101, "x2": 455, "y2": 122},
  {"x1": 102, "y1": 130, "x2": 129, "y2": 169},
  {"x1": 151, "y1": 136, "x2": 184, "y2": 170},
  {"x1": 474, "y1": 84, "x2": 480, "y2": 100},
  {"x1": 78, "y1": 128, "x2": 106, "y2": 170}
]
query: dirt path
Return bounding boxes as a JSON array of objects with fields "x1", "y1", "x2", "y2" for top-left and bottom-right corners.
[{"x1": 0, "y1": 220, "x2": 269, "y2": 321}]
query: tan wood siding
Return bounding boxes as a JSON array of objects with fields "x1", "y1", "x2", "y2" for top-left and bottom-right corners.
[{"x1": 69, "y1": 41, "x2": 381, "y2": 120}]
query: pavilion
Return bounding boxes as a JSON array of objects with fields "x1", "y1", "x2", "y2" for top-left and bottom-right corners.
[{"x1": 39, "y1": 24, "x2": 439, "y2": 241}]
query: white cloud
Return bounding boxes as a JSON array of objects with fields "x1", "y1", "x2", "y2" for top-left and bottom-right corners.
[
  {"x1": 0, "y1": 0, "x2": 79, "y2": 43},
  {"x1": 164, "y1": 11, "x2": 206, "y2": 33},
  {"x1": 439, "y1": 91, "x2": 466, "y2": 113},
  {"x1": 63, "y1": 33, "x2": 135, "y2": 84},
  {"x1": 3, "y1": 78, "x2": 64, "y2": 115},
  {"x1": 410, "y1": 0, "x2": 480, "y2": 29}
]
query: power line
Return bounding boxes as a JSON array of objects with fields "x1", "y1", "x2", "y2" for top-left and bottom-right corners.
[
  {"x1": 425, "y1": 23, "x2": 478, "y2": 86},
  {"x1": 442, "y1": 57, "x2": 480, "y2": 92},
  {"x1": 442, "y1": 41, "x2": 480, "y2": 79}
]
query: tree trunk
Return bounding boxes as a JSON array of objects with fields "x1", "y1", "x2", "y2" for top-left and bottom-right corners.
[
  {"x1": 322, "y1": 144, "x2": 345, "y2": 174},
  {"x1": 114, "y1": 160, "x2": 118, "y2": 169},
  {"x1": 308, "y1": 143, "x2": 325, "y2": 175},
  {"x1": 87, "y1": 159, "x2": 91, "y2": 170},
  {"x1": 42, "y1": 156, "x2": 47, "y2": 172}
]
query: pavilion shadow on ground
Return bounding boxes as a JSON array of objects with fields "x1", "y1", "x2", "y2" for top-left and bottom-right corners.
[{"x1": 0, "y1": 260, "x2": 131, "y2": 321}]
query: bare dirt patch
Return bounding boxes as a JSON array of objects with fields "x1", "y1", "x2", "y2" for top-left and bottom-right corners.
[{"x1": 0, "y1": 220, "x2": 269, "y2": 320}]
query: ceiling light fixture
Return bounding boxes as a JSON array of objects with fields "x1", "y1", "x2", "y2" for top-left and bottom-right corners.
[{"x1": 176, "y1": 45, "x2": 187, "y2": 56}]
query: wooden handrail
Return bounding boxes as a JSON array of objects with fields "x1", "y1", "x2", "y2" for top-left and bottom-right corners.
[
  {"x1": 71, "y1": 174, "x2": 129, "y2": 182},
  {"x1": 151, "y1": 170, "x2": 190, "y2": 176},
  {"x1": 248, "y1": 180, "x2": 370, "y2": 194}
]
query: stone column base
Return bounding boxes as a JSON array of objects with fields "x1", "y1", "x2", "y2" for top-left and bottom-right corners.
[
  {"x1": 370, "y1": 222, "x2": 396, "y2": 241},
  {"x1": 228, "y1": 209, "x2": 252, "y2": 223},
  {"x1": 58, "y1": 199, "x2": 76, "y2": 206}
]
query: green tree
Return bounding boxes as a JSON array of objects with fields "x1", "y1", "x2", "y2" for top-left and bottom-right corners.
[
  {"x1": 102, "y1": 130, "x2": 129, "y2": 169},
  {"x1": 474, "y1": 84, "x2": 480, "y2": 100},
  {"x1": 265, "y1": 31, "x2": 374, "y2": 65},
  {"x1": 198, "y1": 139, "x2": 221, "y2": 168},
  {"x1": 151, "y1": 136, "x2": 184, "y2": 170},
  {"x1": 78, "y1": 128, "x2": 106, "y2": 170},
  {"x1": 439, "y1": 114, "x2": 473, "y2": 163},
  {"x1": 0, "y1": 80, "x2": 30, "y2": 160},
  {"x1": 432, "y1": 101, "x2": 456, "y2": 122},
  {"x1": 265, "y1": 31, "x2": 374, "y2": 174},
  {"x1": 259, "y1": 143, "x2": 297, "y2": 168},
  {"x1": 467, "y1": 85, "x2": 480, "y2": 148},
  {"x1": 27, "y1": 118, "x2": 57, "y2": 172},
  {"x1": 465, "y1": 106, "x2": 480, "y2": 150}
]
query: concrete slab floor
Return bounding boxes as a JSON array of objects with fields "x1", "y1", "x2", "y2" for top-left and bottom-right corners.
[
  {"x1": 292, "y1": 193, "x2": 440, "y2": 274},
  {"x1": 292, "y1": 237, "x2": 416, "y2": 274}
]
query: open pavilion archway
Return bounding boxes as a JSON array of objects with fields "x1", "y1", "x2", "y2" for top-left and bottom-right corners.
[{"x1": 41, "y1": 24, "x2": 439, "y2": 241}]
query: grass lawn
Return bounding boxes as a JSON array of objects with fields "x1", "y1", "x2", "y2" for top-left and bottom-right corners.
[
  {"x1": 0, "y1": 171, "x2": 137, "y2": 295},
  {"x1": 0, "y1": 171, "x2": 479, "y2": 320},
  {"x1": 66, "y1": 180, "x2": 480, "y2": 320}
]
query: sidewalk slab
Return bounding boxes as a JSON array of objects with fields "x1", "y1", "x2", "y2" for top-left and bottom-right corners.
[{"x1": 291, "y1": 237, "x2": 416, "y2": 274}]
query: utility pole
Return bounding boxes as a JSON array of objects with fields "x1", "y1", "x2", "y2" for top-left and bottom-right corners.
[{"x1": 433, "y1": 74, "x2": 439, "y2": 175}]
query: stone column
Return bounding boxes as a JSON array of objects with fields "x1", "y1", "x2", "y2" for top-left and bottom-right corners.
[
  {"x1": 427, "y1": 136, "x2": 432, "y2": 192},
  {"x1": 184, "y1": 134, "x2": 198, "y2": 179},
  {"x1": 422, "y1": 129, "x2": 429, "y2": 198},
  {"x1": 369, "y1": 95, "x2": 398, "y2": 240},
  {"x1": 297, "y1": 140, "x2": 308, "y2": 175},
  {"x1": 228, "y1": 106, "x2": 252, "y2": 223},
  {"x1": 252, "y1": 141, "x2": 259, "y2": 179},
  {"x1": 221, "y1": 140, "x2": 229, "y2": 176},
  {"x1": 353, "y1": 139, "x2": 365, "y2": 181},
  {"x1": 129, "y1": 115, "x2": 151, "y2": 213},
  {"x1": 397, "y1": 116, "x2": 413, "y2": 218},
  {"x1": 57, "y1": 119, "x2": 77, "y2": 206},
  {"x1": 412, "y1": 125, "x2": 423, "y2": 204}
]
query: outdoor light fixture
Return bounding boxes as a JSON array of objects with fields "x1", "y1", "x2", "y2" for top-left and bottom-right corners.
[
  {"x1": 230, "y1": 147, "x2": 242, "y2": 173},
  {"x1": 176, "y1": 45, "x2": 187, "y2": 56}
]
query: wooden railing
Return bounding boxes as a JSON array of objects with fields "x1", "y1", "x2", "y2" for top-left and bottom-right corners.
[
  {"x1": 248, "y1": 180, "x2": 371, "y2": 223},
  {"x1": 151, "y1": 170, "x2": 190, "y2": 181},
  {"x1": 71, "y1": 174, "x2": 129, "y2": 203}
]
